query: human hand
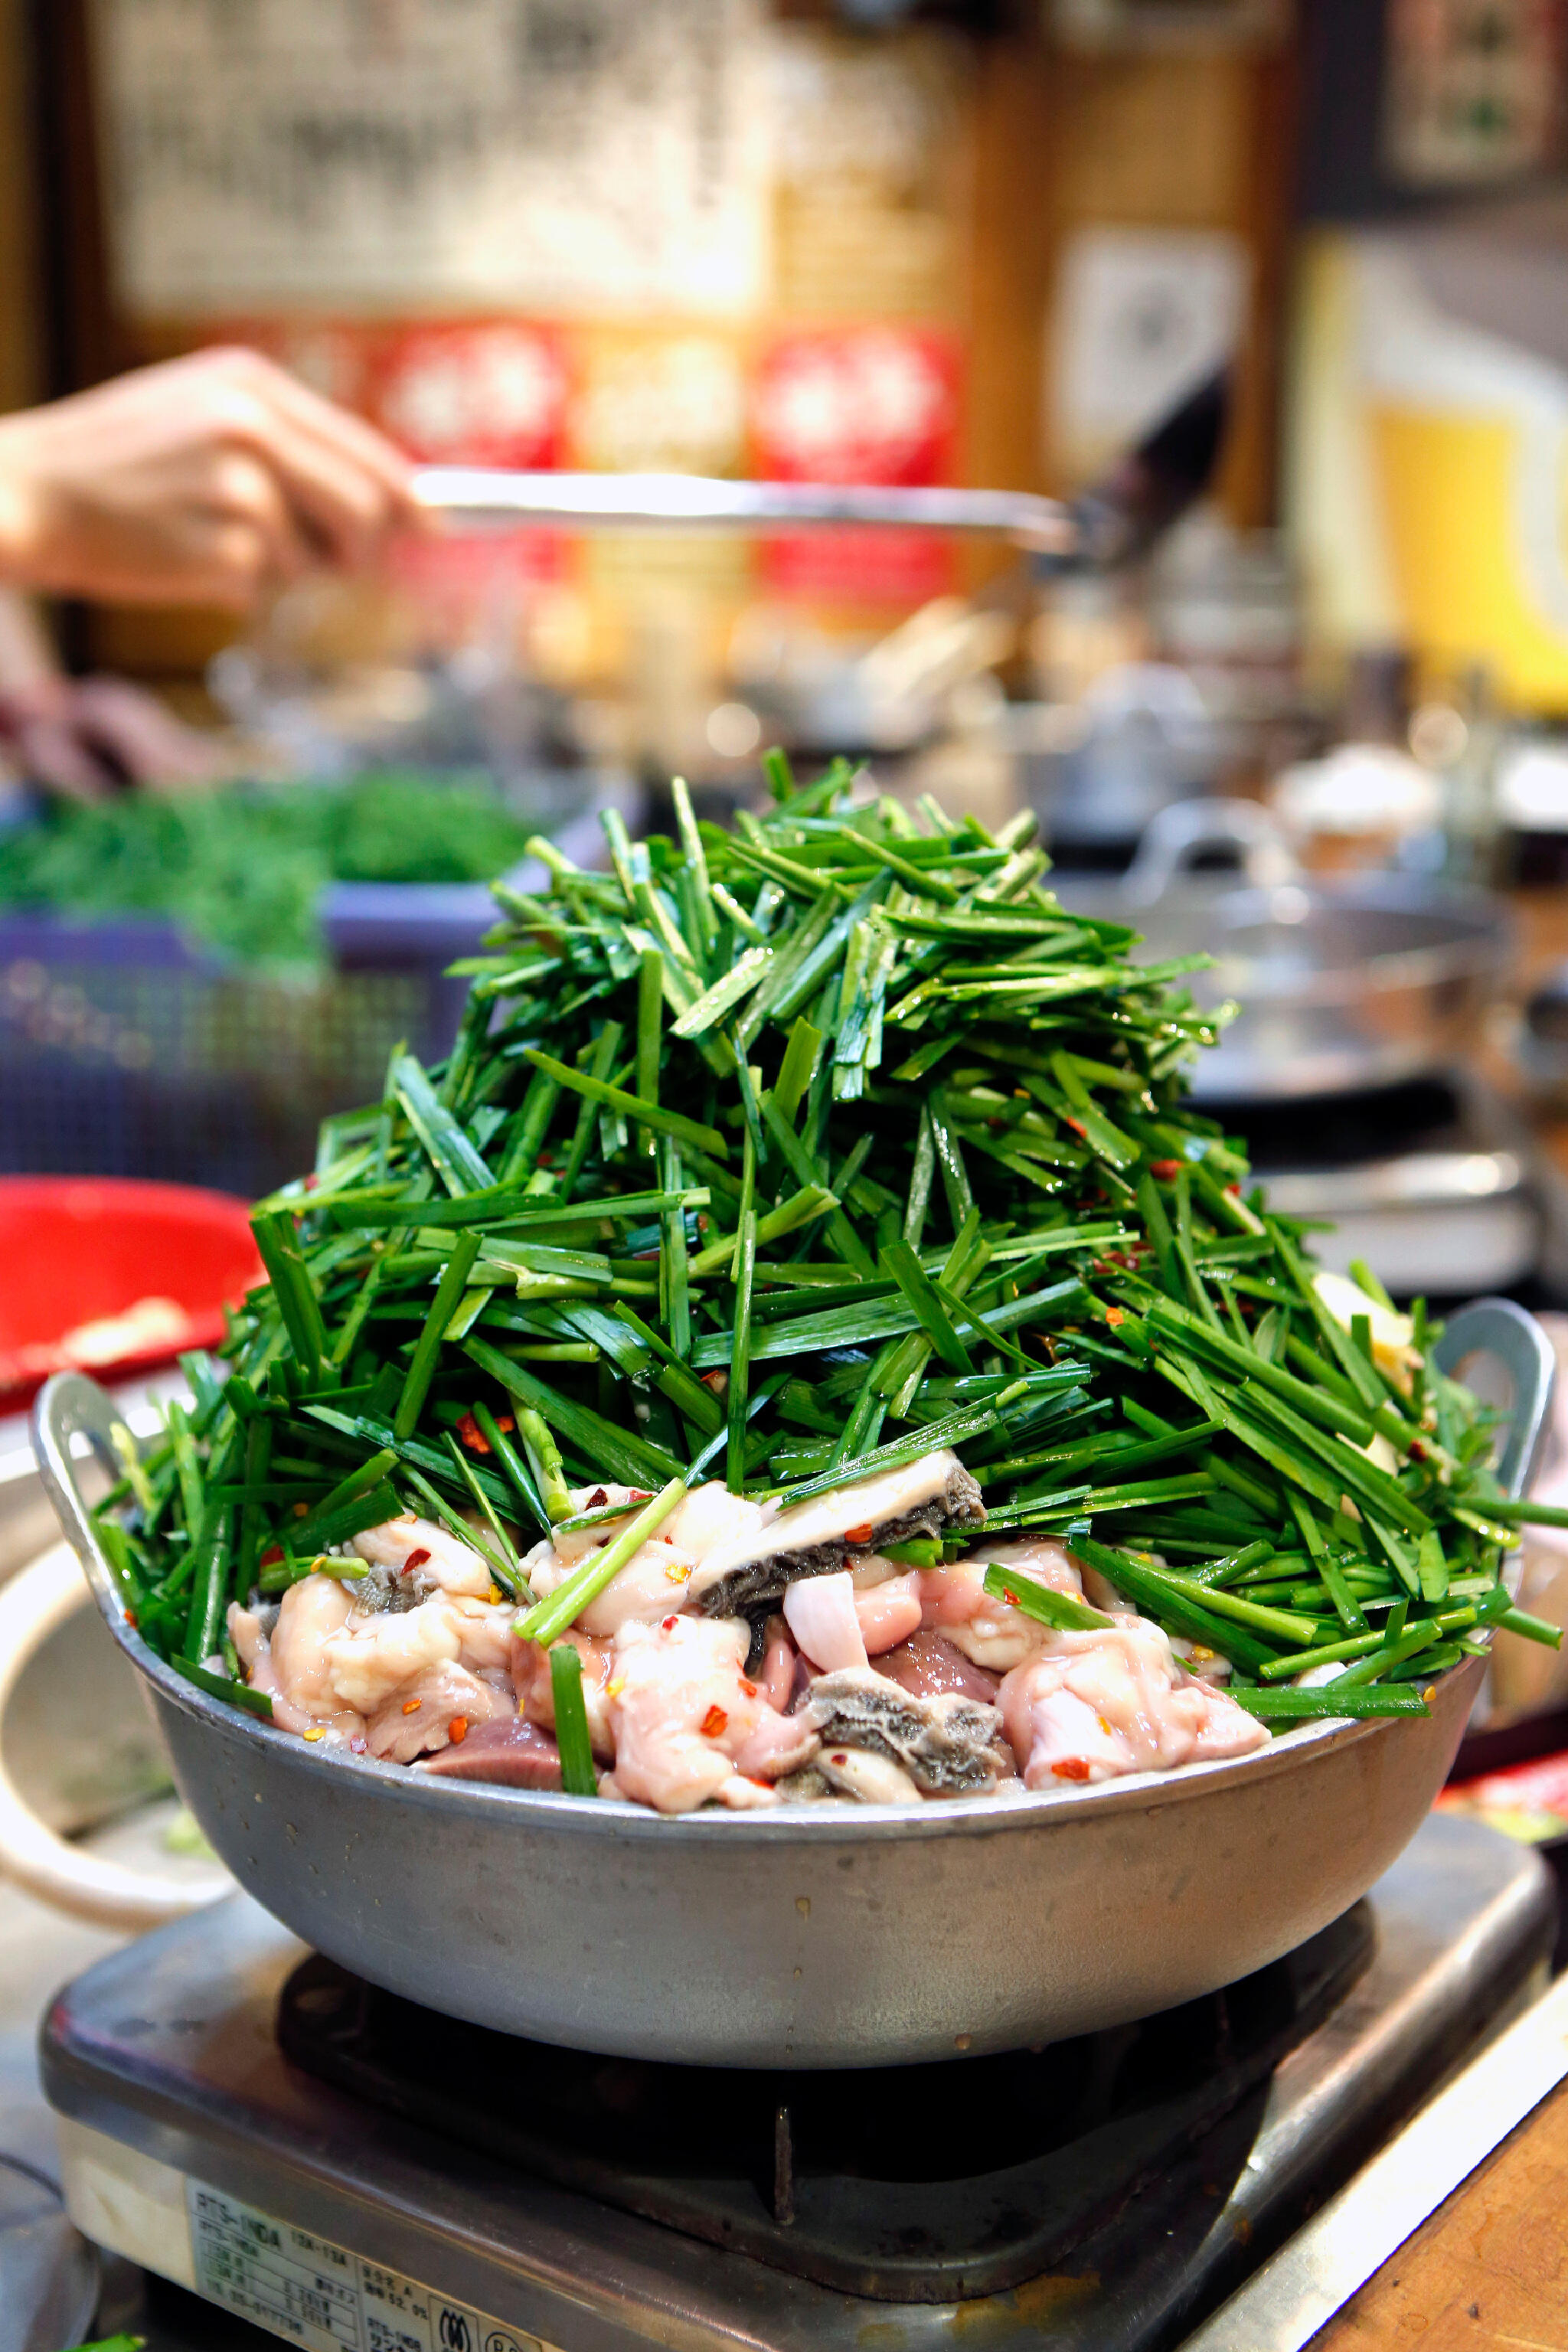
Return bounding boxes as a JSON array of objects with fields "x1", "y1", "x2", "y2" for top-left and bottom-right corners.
[
  {"x1": 0, "y1": 674, "x2": 233, "y2": 801},
  {"x1": 0, "y1": 584, "x2": 230, "y2": 799},
  {"x1": 0, "y1": 348, "x2": 420, "y2": 609}
]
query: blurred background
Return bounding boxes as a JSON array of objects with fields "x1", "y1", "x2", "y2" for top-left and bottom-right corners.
[{"x1": 17, "y1": 0, "x2": 1568, "y2": 1739}]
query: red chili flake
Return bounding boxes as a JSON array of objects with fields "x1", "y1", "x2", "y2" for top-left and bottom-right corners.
[
  {"x1": 701, "y1": 1704, "x2": 729, "y2": 1738},
  {"x1": 740, "y1": 1677, "x2": 758, "y2": 1698},
  {"x1": 1003, "y1": 1589, "x2": 1021, "y2": 1608},
  {"x1": 661, "y1": 1533, "x2": 675, "y2": 1544},
  {"x1": 495, "y1": 1413, "x2": 514, "y2": 1434},
  {"x1": 662, "y1": 1615, "x2": 679, "y2": 1632},
  {"x1": 1409, "y1": 1439, "x2": 1427, "y2": 1462},
  {"x1": 1149, "y1": 1159, "x2": 1181, "y2": 1180},
  {"x1": 699, "y1": 1370, "x2": 727, "y2": 1393},
  {"x1": 402, "y1": 1699, "x2": 422, "y2": 1716},
  {"x1": 457, "y1": 1412, "x2": 490, "y2": 1454},
  {"x1": 403, "y1": 1547, "x2": 430, "y2": 1573},
  {"x1": 831, "y1": 1753, "x2": 849, "y2": 1766},
  {"x1": 1052, "y1": 1758, "x2": 1093, "y2": 1782},
  {"x1": 1063, "y1": 1116, "x2": 1087, "y2": 1138},
  {"x1": 1104, "y1": 1306, "x2": 1126, "y2": 1328},
  {"x1": 260, "y1": 1546, "x2": 285, "y2": 1569},
  {"x1": 124, "y1": 1609, "x2": 138, "y2": 1628},
  {"x1": 449, "y1": 1716, "x2": 469, "y2": 1744},
  {"x1": 844, "y1": 1522, "x2": 875, "y2": 1546},
  {"x1": 590, "y1": 1488, "x2": 608, "y2": 1507}
]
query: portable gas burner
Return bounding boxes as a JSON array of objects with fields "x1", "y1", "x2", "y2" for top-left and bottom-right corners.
[{"x1": 44, "y1": 1811, "x2": 1553, "y2": 2352}]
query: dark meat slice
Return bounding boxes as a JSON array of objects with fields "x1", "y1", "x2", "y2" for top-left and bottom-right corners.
[
  {"x1": 874, "y1": 1628, "x2": 1001, "y2": 1705},
  {"x1": 416, "y1": 1719, "x2": 564, "y2": 1790},
  {"x1": 802, "y1": 1667, "x2": 1011, "y2": 1796}
]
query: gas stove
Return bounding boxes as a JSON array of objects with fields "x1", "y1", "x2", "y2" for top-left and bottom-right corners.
[{"x1": 44, "y1": 1812, "x2": 1554, "y2": 2352}]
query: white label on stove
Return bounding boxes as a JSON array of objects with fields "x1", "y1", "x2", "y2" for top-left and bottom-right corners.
[{"x1": 185, "y1": 2177, "x2": 559, "y2": 2352}]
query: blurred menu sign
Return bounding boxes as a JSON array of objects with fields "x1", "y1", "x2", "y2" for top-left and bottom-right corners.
[
  {"x1": 1383, "y1": 0, "x2": 1566, "y2": 189},
  {"x1": 90, "y1": 0, "x2": 769, "y2": 316},
  {"x1": 1052, "y1": 226, "x2": 1248, "y2": 475}
]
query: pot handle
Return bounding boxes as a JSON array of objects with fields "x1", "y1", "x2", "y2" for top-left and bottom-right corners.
[
  {"x1": 1432, "y1": 1296, "x2": 1557, "y2": 1499},
  {"x1": 2, "y1": 1372, "x2": 234, "y2": 1929},
  {"x1": 1119, "y1": 797, "x2": 1300, "y2": 906},
  {"x1": 0, "y1": 1540, "x2": 232, "y2": 1929}
]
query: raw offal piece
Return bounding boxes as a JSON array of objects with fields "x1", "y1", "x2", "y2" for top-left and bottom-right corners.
[
  {"x1": 920, "y1": 1540, "x2": 1094, "y2": 1674},
  {"x1": 522, "y1": 1479, "x2": 769, "y2": 1637},
  {"x1": 874, "y1": 1628, "x2": 1001, "y2": 1704},
  {"x1": 606, "y1": 1613, "x2": 819, "y2": 1812},
  {"x1": 688, "y1": 1452, "x2": 984, "y2": 1616},
  {"x1": 353, "y1": 1513, "x2": 493, "y2": 1599},
  {"x1": 419, "y1": 1717, "x2": 565, "y2": 1789},
  {"x1": 514, "y1": 1625, "x2": 617, "y2": 1759},
  {"x1": 366, "y1": 1661, "x2": 511, "y2": 1763},
  {"x1": 802, "y1": 1666, "x2": 1011, "y2": 1796},
  {"x1": 998, "y1": 1619, "x2": 1268, "y2": 1791}
]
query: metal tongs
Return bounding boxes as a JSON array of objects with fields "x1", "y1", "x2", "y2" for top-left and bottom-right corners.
[{"x1": 413, "y1": 370, "x2": 1229, "y2": 574}]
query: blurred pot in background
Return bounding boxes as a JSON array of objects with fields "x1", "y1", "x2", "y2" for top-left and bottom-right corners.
[
  {"x1": 1055, "y1": 797, "x2": 1511, "y2": 1104},
  {"x1": 1021, "y1": 518, "x2": 1311, "y2": 868},
  {"x1": 1488, "y1": 1312, "x2": 1568, "y2": 1724}
]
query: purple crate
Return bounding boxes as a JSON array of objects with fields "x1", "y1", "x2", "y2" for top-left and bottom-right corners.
[{"x1": 0, "y1": 788, "x2": 639, "y2": 1192}]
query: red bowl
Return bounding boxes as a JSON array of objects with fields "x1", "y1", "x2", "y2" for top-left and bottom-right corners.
[{"x1": 0, "y1": 1178, "x2": 264, "y2": 1406}]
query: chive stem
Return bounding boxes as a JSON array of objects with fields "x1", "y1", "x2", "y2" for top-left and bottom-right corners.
[{"x1": 516, "y1": 1478, "x2": 687, "y2": 1645}]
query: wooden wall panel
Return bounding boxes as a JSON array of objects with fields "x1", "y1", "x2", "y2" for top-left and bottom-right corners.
[{"x1": 0, "y1": 0, "x2": 41, "y2": 415}]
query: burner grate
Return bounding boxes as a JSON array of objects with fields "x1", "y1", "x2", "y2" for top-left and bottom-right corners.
[{"x1": 276, "y1": 1906, "x2": 1374, "y2": 2304}]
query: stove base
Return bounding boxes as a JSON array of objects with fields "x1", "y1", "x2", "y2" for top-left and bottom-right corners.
[{"x1": 43, "y1": 1812, "x2": 1553, "y2": 2352}]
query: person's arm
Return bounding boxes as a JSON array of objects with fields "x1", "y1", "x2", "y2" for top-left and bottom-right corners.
[{"x1": 0, "y1": 346, "x2": 419, "y2": 608}]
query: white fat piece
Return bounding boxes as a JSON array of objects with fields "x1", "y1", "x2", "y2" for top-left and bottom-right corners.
[
  {"x1": 783, "y1": 1571, "x2": 868, "y2": 1672},
  {"x1": 812, "y1": 1747, "x2": 924, "y2": 1804}
]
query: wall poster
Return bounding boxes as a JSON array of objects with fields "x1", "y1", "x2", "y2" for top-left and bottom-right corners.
[{"x1": 91, "y1": 0, "x2": 769, "y2": 315}]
